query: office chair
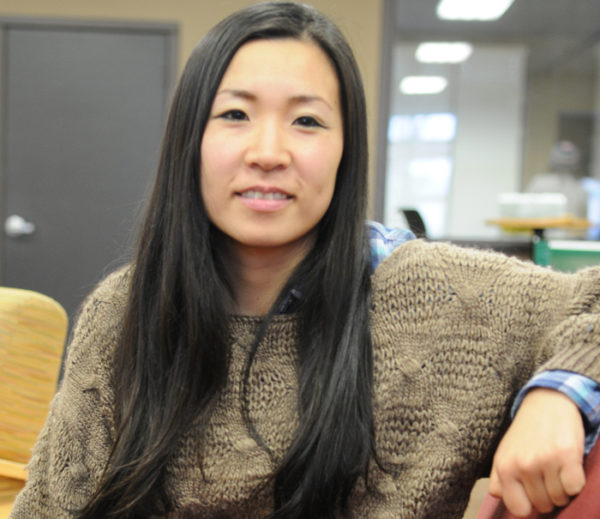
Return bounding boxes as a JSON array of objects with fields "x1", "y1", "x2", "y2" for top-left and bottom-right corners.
[
  {"x1": 400, "y1": 208, "x2": 428, "y2": 238},
  {"x1": 0, "y1": 287, "x2": 68, "y2": 517}
]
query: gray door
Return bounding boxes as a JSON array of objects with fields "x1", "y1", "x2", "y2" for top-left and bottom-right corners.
[{"x1": 0, "y1": 21, "x2": 176, "y2": 320}]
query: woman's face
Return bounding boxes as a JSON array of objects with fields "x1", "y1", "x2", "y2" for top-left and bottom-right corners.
[{"x1": 200, "y1": 38, "x2": 343, "y2": 254}]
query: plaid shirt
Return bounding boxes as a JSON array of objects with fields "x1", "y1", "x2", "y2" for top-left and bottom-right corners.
[
  {"x1": 367, "y1": 220, "x2": 415, "y2": 271},
  {"x1": 514, "y1": 371, "x2": 600, "y2": 453},
  {"x1": 281, "y1": 220, "x2": 600, "y2": 450}
]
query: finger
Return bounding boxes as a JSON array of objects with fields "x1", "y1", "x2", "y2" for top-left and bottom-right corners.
[
  {"x1": 499, "y1": 478, "x2": 533, "y2": 518},
  {"x1": 560, "y1": 461, "x2": 586, "y2": 496},
  {"x1": 543, "y1": 467, "x2": 571, "y2": 508},
  {"x1": 521, "y1": 472, "x2": 554, "y2": 514}
]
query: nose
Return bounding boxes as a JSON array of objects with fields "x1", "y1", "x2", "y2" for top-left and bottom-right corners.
[{"x1": 245, "y1": 119, "x2": 291, "y2": 172}]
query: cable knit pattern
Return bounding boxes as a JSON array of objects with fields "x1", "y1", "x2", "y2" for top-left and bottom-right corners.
[{"x1": 9, "y1": 240, "x2": 600, "y2": 518}]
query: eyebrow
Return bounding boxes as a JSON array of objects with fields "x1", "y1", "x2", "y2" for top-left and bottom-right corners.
[{"x1": 215, "y1": 88, "x2": 334, "y2": 111}]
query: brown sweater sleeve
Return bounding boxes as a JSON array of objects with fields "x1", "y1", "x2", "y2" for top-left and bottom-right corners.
[
  {"x1": 536, "y1": 265, "x2": 600, "y2": 376},
  {"x1": 9, "y1": 268, "x2": 129, "y2": 518},
  {"x1": 391, "y1": 239, "x2": 600, "y2": 387}
]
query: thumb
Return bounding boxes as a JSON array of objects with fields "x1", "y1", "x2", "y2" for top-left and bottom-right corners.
[{"x1": 488, "y1": 467, "x2": 502, "y2": 497}]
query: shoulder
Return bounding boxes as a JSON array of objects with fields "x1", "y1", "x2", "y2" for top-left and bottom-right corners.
[
  {"x1": 371, "y1": 238, "x2": 515, "y2": 282},
  {"x1": 63, "y1": 265, "x2": 132, "y2": 375},
  {"x1": 72, "y1": 265, "x2": 131, "y2": 337},
  {"x1": 87, "y1": 264, "x2": 131, "y2": 302},
  {"x1": 372, "y1": 237, "x2": 571, "y2": 279},
  {"x1": 370, "y1": 239, "x2": 581, "y2": 309}
]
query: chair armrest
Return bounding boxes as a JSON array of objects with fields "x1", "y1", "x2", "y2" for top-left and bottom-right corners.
[{"x1": 0, "y1": 459, "x2": 26, "y2": 481}]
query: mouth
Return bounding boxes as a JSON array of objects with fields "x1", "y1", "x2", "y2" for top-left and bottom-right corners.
[
  {"x1": 235, "y1": 187, "x2": 294, "y2": 212},
  {"x1": 236, "y1": 188, "x2": 293, "y2": 200}
]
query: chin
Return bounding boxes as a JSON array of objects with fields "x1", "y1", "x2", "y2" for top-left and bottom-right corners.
[
  {"x1": 232, "y1": 230, "x2": 315, "y2": 252},
  {"x1": 238, "y1": 237, "x2": 298, "y2": 249}
]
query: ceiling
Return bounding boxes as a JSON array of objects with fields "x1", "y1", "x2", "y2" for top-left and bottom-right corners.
[{"x1": 390, "y1": 0, "x2": 600, "y2": 74}]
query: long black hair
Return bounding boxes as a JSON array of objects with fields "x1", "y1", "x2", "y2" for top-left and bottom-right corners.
[{"x1": 79, "y1": 2, "x2": 374, "y2": 517}]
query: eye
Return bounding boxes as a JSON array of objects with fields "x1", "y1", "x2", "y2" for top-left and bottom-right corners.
[
  {"x1": 294, "y1": 115, "x2": 324, "y2": 128},
  {"x1": 218, "y1": 109, "x2": 248, "y2": 121}
]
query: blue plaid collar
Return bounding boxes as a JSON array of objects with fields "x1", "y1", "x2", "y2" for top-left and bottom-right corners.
[{"x1": 277, "y1": 221, "x2": 414, "y2": 314}]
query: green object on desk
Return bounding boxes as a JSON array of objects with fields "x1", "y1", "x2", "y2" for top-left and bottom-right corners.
[{"x1": 533, "y1": 238, "x2": 600, "y2": 272}]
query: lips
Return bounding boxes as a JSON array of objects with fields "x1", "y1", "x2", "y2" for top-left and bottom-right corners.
[
  {"x1": 236, "y1": 185, "x2": 293, "y2": 199},
  {"x1": 236, "y1": 186, "x2": 293, "y2": 212}
]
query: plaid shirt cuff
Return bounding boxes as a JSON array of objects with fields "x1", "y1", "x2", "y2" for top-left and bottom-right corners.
[{"x1": 512, "y1": 370, "x2": 600, "y2": 453}]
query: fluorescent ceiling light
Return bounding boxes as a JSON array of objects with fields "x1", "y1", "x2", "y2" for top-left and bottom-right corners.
[
  {"x1": 399, "y1": 76, "x2": 448, "y2": 95},
  {"x1": 416, "y1": 42, "x2": 473, "y2": 63},
  {"x1": 437, "y1": 0, "x2": 515, "y2": 21}
]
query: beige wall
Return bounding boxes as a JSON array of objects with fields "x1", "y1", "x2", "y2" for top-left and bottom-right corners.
[
  {"x1": 0, "y1": 0, "x2": 384, "y2": 211},
  {"x1": 522, "y1": 70, "x2": 595, "y2": 187}
]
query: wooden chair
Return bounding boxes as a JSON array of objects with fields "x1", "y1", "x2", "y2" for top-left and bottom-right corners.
[
  {"x1": 0, "y1": 287, "x2": 68, "y2": 517},
  {"x1": 476, "y1": 439, "x2": 600, "y2": 518}
]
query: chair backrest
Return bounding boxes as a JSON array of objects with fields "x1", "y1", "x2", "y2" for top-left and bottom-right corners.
[
  {"x1": 401, "y1": 208, "x2": 428, "y2": 238},
  {"x1": 0, "y1": 287, "x2": 67, "y2": 464}
]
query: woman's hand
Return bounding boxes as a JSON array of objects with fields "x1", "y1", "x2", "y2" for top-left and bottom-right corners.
[{"x1": 488, "y1": 388, "x2": 586, "y2": 517}]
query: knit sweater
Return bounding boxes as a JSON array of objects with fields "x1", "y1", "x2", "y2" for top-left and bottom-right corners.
[{"x1": 10, "y1": 240, "x2": 600, "y2": 519}]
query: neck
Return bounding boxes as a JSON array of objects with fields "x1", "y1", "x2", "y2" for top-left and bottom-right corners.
[{"x1": 226, "y1": 237, "x2": 314, "y2": 316}]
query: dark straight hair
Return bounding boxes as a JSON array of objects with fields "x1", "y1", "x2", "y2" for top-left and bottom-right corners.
[{"x1": 79, "y1": 2, "x2": 374, "y2": 518}]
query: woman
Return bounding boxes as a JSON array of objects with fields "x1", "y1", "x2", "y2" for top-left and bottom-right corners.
[{"x1": 10, "y1": 2, "x2": 600, "y2": 518}]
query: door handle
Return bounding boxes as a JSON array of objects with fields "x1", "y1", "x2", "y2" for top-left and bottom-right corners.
[{"x1": 4, "y1": 214, "x2": 36, "y2": 238}]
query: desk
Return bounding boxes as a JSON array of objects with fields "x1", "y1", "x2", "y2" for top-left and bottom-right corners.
[
  {"x1": 486, "y1": 216, "x2": 589, "y2": 239},
  {"x1": 533, "y1": 239, "x2": 600, "y2": 271},
  {"x1": 485, "y1": 216, "x2": 599, "y2": 270}
]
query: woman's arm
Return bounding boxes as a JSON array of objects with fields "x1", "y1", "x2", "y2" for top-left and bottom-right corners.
[
  {"x1": 9, "y1": 268, "x2": 128, "y2": 518},
  {"x1": 489, "y1": 388, "x2": 586, "y2": 516},
  {"x1": 487, "y1": 261, "x2": 600, "y2": 516}
]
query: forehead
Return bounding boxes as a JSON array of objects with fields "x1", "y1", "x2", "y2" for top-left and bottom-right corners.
[{"x1": 217, "y1": 38, "x2": 340, "y2": 97}]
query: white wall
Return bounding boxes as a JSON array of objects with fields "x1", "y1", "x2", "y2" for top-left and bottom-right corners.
[
  {"x1": 447, "y1": 45, "x2": 528, "y2": 238},
  {"x1": 384, "y1": 44, "x2": 527, "y2": 238}
]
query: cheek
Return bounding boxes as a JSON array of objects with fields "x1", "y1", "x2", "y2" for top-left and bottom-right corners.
[
  {"x1": 200, "y1": 128, "x2": 238, "y2": 173},
  {"x1": 304, "y1": 139, "x2": 342, "y2": 199},
  {"x1": 199, "y1": 134, "x2": 232, "y2": 202},
  {"x1": 199, "y1": 146, "x2": 222, "y2": 219}
]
